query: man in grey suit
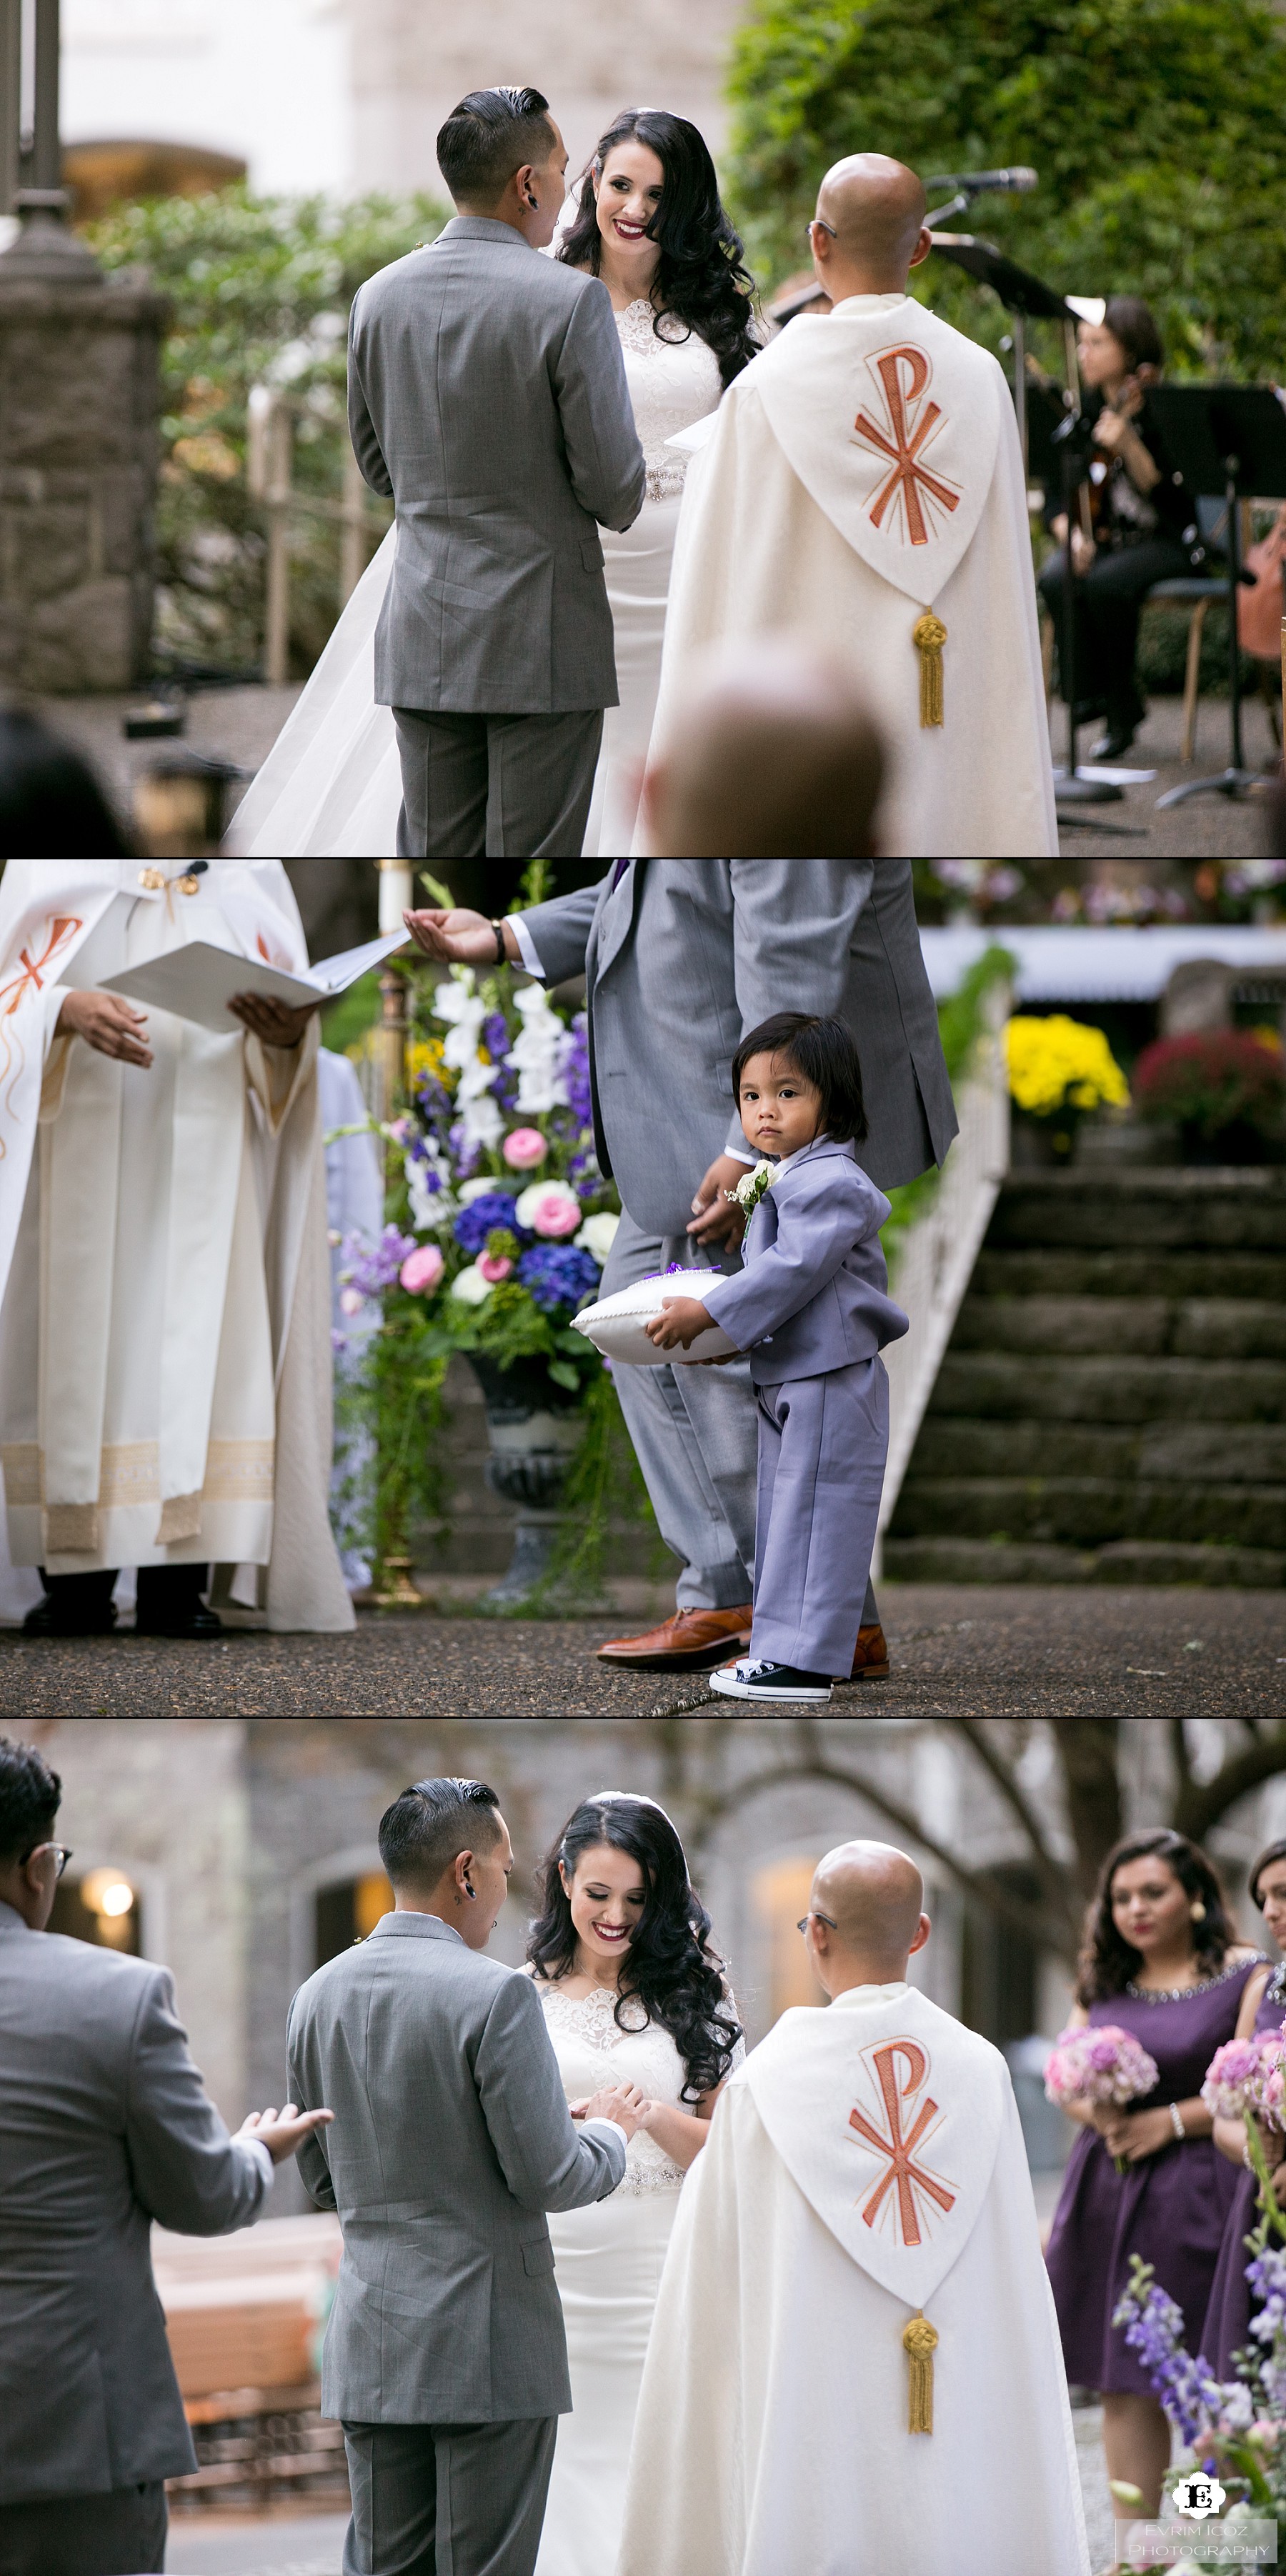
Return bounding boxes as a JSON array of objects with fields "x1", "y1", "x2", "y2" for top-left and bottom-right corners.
[
  {"x1": 404, "y1": 859, "x2": 956, "y2": 1679},
  {"x1": 0, "y1": 1735, "x2": 332, "y2": 2576},
  {"x1": 348, "y1": 86, "x2": 645, "y2": 860},
  {"x1": 287, "y1": 1775, "x2": 636, "y2": 2576}
]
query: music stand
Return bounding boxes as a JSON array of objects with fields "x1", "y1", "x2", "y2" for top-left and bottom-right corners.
[
  {"x1": 929, "y1": 234, "x2": 1075, "y2": 475},
  {"x1": 1145, "y1": 384, "x2": 1286, "y2": 806}
]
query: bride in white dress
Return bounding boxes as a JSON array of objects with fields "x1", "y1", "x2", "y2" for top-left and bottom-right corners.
[
  {"x1": 227, "y1": 113, "x2": 758, "y2": 861},
  {"x1": 526, "y1": 1792, "x2": 742, "y2": 2576}
]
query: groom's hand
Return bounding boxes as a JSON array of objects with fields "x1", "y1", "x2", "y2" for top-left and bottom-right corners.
[
  {"x1": 238, "y1": 2102, "x2": 335, "y2": 2164},
  {"x1": 404, "y1": 907, "x2": 517, "y2": 965},
  {"x1": 687, "y1": 1153, "x2": 749, "y2": 1249},
  {"x1": 580, "y1": 2085, "x2": 643, "y2": 2140}
]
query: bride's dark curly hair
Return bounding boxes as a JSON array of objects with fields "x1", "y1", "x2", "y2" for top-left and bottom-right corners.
[
  {"x1": 1075, "y1": 1828, "x2": 1241, "y2": 2006},
  {"x1": 527, "y1": 1792, "x2": 742, "y2": 2101},
  {"x1": 557, "y1": 109, "x2": 759, "y2": 389}
]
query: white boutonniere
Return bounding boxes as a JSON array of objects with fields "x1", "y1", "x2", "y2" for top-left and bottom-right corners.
[{"x1": 723, "y1": 1159, "x2": 774, "y2": 1215}]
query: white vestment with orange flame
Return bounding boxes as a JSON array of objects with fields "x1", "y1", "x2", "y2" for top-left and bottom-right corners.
[
  {"x1": 644, "y1": 294, "x2": 1057, "y2": 858},
  {"x1": 0, "y1": 860, "x2": 352, "y2": 1627},
  {"x1": 617, "y1": 1982, "x2": 1088, "y2": 2576}
]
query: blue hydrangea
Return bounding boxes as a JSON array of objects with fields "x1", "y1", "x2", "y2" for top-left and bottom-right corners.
[
  {"x1": 517, "y1": 1244, "x2": 600, "y2": 1314},
  {"x1": 454, "y1": 1191, "x2": 530, "y2": 1254}
]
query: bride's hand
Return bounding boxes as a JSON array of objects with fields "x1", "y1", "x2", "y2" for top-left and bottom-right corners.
[{"x1": 403, "y1": 907, "x2": 516, "y2": 965}]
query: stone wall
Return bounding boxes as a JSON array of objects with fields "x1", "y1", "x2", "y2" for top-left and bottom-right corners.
[{"x1": 0, "y1": 268, "x2": 169, "y2": 692}]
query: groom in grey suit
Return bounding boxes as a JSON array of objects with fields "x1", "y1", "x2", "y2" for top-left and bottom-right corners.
[
  {"x1": 288, "y1": 1776, "x2": 635, "y2": 2576},
  {"x1": 348, "y1": 86, "x2": 645, "y2": 860},
  {"x1": 406, "y1": 861, "x2": 956, "y2": 1681}
]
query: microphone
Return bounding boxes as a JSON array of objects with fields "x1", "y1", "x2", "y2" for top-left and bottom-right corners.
[{"x1": 926, "y1": 166, "x2": 1039, "y2": 195}]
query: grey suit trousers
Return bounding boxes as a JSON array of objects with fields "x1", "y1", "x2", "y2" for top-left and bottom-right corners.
[
  {"x1": 0, "y1": 2482, "x2": 166, "y2": 2576},
  {"x1": 392, "y1": 709, "x2": 603, "y2": 859},
  {"x1": 752, "y1": 1360, "x2": 889, "y2": 1676},
  {"x1": 600, "y1": 1210, "x2": 878, "y2": 1625},
  {"x1": 342, "y1": 2417, "x2": 557, "y2": 2576}
]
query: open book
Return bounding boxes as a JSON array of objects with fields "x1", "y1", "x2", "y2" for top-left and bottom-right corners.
[{"x1": 97, "y1": 931, "x2": 409, "y2": 1034}]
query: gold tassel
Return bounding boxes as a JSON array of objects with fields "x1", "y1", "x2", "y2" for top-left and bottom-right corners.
[
  {"x1": 912, "y1": 611, "x2": 947, "y2": 728},
  {"x1": 902, "y1": 2312, "x2": 939, "y2": 2433}
]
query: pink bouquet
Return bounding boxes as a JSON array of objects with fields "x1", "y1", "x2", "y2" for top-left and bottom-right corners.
[
  {"x1": 1045, "y1": 2025, "x2": 1160, "y2": 2172},
  {"x1": 1202, "y1": 2030, "x2": 1286, "y2": 2125}
]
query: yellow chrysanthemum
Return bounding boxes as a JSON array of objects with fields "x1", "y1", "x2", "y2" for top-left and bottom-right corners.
[
  {"x1": 407, "y1": 1037, "x2": 448, "y2": 1084},
  {"x1": 1005, "y1": 1016, "x2": 1130, "y2": 1117}
]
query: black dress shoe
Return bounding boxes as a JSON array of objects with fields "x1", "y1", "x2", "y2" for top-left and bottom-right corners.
[
  {"x1": 22, "y1": 1596, "x2": 116, "y2": 1637},
  {"x1": 1090, "y1": 722, "x2": 1139, "y2": 761},
  {"x1": 133, "y1": 1604, "x2": 224, "y2": 1638}
]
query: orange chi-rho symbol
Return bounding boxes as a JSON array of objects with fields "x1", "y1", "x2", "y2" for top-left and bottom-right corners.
[
  {"x1": 852, "y1": 346, "x2": 960, "y2": 547},
  {"x1": 849, "y1": 2038, "x2": 957, "y2": 2246}
]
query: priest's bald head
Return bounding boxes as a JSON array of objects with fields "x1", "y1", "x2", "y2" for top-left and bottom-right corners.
[
  {"x1": 642, "y1": 635, "x2": 884, "y2": 857},
  {"x1": 804, "y1": 1838, "x2": 930, "y2": 1996},
  {"x1": 809, "y1": 154, "x2": 932, "y2": 302}
]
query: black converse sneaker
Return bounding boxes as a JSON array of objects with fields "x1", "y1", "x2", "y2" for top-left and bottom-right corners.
[{"x1": 709, "y1": 1657, "x2": 832, "y2": 1704}]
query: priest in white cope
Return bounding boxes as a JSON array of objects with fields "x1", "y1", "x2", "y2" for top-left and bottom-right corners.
[
  {"x1": 0, "y1": 861, "x2": 353, "y2": 1636},
  {"x1": 618, "y1": 1841, "x2": 1089, "y2": 2576},
  {"x1": 645, "y1": 156, "x2": 1057, "y2": 859}
]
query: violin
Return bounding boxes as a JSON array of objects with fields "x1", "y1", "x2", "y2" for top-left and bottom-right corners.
[{"x1": 1085, "y1": 362, "x2": 1160, "y2": 539}]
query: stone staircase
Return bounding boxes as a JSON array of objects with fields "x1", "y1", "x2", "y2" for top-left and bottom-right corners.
[{"x1": 884, "y1": 1168, "x2": 1286, "y2": 1587}]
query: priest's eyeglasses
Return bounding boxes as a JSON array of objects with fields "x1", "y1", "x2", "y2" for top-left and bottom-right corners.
[
  {"x1": 21, "y1": 1842, "x2": 72, "y2": 1876},
  {"x1": 806, "y1": 218, "x2": 837, "y2": 241},
  {"x1": 797, "y1": 1908, "x2": 838, "y2": 1934}
]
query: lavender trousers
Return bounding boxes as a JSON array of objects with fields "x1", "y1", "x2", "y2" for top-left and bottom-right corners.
[{"x1": 749, "y1": 1357, "x2": 889, "y2": 1677}]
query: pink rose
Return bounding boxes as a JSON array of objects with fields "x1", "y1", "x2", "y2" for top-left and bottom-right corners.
[
  {"x1": 517, "y1": 1182, "x2": 582, "y2": 1238},
  {"x1": 400, "y1": 1244, "x2": 445, "y2": 1294},
  {"x1": 503, "y1": 1127, "x2": 548, "y2": 1169},
  {"x1": 478, "y1": 1252, "x2": 514, "y2": 1282}
]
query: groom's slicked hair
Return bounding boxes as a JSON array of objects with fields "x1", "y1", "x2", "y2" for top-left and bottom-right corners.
[
  {"x1": 437, "y1": 87, "x2": 555, "y2": 207},
  {"x1": 379, "y1": 1777, "x2": 503, "y2": 1887}
]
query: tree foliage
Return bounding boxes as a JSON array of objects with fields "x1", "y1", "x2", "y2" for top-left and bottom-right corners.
[
  {"x1": 85, "y1": 187, "x2": 444, "y2": 677},
  {"x1": 725, "y1": 0, "x2": 1286, "y2": 379}
]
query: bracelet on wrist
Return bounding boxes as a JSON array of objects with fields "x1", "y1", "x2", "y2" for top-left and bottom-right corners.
[
  {"x1": 490, "y1": 918, "x2": 507, "y2": 964},
  {"x1": 1170, "y1": 2100, "x2": 1186, "y2": 2142}
]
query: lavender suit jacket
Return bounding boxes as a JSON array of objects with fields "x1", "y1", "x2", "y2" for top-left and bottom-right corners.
[{"x1": 699, "y1": 1138, "x2": 909, "y2": 1385}]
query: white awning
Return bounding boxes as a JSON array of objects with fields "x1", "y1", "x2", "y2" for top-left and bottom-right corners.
[{"x1": 919, "y1": 924, "x2": 1286, "y2": 1002}]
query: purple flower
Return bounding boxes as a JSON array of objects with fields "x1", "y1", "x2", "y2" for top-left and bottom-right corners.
[
  {"x1": 342, "y1": 1225, "x2": 417, "y2": 1297},
  {"x1": 454, "y1": 1191, "x2": 532, "y2": 1255},
  {"x1": 517, "y1": 1243, "x2": 600, "y2": 1313},
  {"x1": 1112, "y1": 2262, "x2": 1229, "y2": 2443},
  {"x1": 564, "y1": 1012, "x2": 592, "y2": 1132},
  {"x1": 448, "y1": 1122, "x2": 480, "y2": 1177},
  {"x1": 482, "y1": 1011, "x2": 509, "y2": 1061}
]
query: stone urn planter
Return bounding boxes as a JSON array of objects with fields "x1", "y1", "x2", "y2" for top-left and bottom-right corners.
[
  {"x1": 466, "y1": 1355, "x2": 587, "y2": 1607},
  {"x1": 1010, "y1": 1109, "x2": 1082, "y2": 1168}
]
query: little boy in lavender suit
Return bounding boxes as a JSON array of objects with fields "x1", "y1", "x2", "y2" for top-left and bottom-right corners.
[{"x1": 644, "y1": 1012, "x2": 907, "y2": 1704}]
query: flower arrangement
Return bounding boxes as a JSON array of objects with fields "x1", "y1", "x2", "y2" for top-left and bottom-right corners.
[
  {"x1": 1202, "y1": 2033, "x2": 1286, "y2": 2128},
  {"x1": 1005, "y1": 1009, "x2": 1128, "y2": 1164},
  {"x1": 1112, "y1": 2251, "x2": 1286, "y2": 2568},
  {"x1": 724, "y1": 1159, "x2": 774, "y2": 1216},
  {"x1": 1132, "y1": 1032, "x2": 1286, "y2": 1147},
  {"x1": 1045, "y1": 2025, "x2": 1160, "y2": 2172}
]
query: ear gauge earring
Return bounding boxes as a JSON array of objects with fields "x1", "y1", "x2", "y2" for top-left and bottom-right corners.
[{"x1": 1190, "y1": 1901, "x2": 1207, "y2": 1922}]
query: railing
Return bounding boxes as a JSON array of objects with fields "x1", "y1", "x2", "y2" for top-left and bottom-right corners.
[
  {"x1": 872, "y1": 976, "x2": 1012, "y2": 1577},
  {"x1": 246, "y1": 384, "x2": 384, "y2": 686}
]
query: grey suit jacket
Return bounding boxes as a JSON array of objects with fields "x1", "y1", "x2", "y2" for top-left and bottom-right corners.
[
  {"x1": 519, "y1": 859, "x2": 959, "y2": 1236},
  {"x1": 349, "y1": 218, "x2": 646, "y2": 714},
  {"x1": 286, "y1": 1913, "x2": 625, "y2": 2425},
  {"x1": 0, "y1": 1904, "x2": 269, "y2": 2505},
  {"x1": 701, "y1": 1137, "x2": 909, "y2": 1382}
]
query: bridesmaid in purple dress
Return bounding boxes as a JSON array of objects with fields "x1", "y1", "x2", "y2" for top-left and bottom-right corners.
[
  {"x1": 1202, "y1": 1839, "x2": 1286, "y2": 2375},
  {"x1": 1045, "y1": 1828, "x2": 1264, "y2": 2518}
]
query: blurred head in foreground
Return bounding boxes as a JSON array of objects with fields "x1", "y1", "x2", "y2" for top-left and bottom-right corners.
[
  {"x1": 642, "y1": 636, "x2": 884, "y2": 856},
  {"x1": 0, "y1": 706, "x2": 131, "y2": 857}
]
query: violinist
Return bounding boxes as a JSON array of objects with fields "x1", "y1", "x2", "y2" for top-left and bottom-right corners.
[{"x1": 1038, "y1": 295, "x2": 1193, "y2": 761}]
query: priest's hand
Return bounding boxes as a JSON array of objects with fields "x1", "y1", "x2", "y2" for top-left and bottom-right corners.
[
  {"x1": 56, "y1": 988, "x2": 154, "y2": 1067},
  {"x1": 687, "y1": 1152, "x2": 748, "y2": 1249},
  {"x1": 404, "y1": 908, "x2": 518, "y2": 965},
  {"x1": 645, "y1": 1295, "x2": 715, "y2": 1352},
  {"x1": 228, "y1": 993, "x2": 322, "y2": 1049}
]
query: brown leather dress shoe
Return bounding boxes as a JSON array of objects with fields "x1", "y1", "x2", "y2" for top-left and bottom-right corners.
[
  {"x1": 596, "y1": 1604, "x2": 754, "y2": 1667},
  {"x1": 850, "y1": 1622, "x2": 890, "y2": 1680}
]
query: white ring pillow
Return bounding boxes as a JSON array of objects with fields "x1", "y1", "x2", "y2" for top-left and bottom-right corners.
[{"x1": 571, "y1": 1272, "x2": 740, "y2": 1367}]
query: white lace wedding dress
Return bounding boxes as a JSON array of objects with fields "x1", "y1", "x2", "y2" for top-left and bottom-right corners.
[
  {"x1": 532, "y1": 1977, "x2": 740, "y2": 2576},
  {"x1": 226, "y1": 301, "x2": 722, "y2": 860}
]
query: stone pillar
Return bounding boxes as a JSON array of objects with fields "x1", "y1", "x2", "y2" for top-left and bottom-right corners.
[{"x1": 0, "y1": 266, "x2": 170, "y2": 691}]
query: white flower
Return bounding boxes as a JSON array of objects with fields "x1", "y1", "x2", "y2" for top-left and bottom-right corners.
[
  {"x1": 509, "y1": 980, "x2": 573, "y2": 1114},
  {"x1": 730, "y1": 1159, "x2": 774, "y2": 1212},
  {"x1": 459, "y1": 1175, "x2": 505, "y2": 1204},
  {"x1": 515, "y1": 1178, "x2": 582, "y2": 1235},
  {"x1": 575, "y1": 1210, "x2": 620, "y2": 1265},
  {"x1": 448, "y1": 1264, "x2": 494, "y2": 1306},
  {"x1": 432, "y1": 965, "x2": 503, "y2": 1147}
]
